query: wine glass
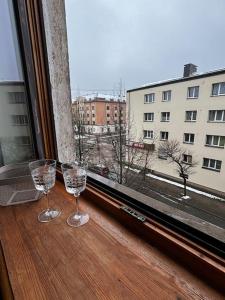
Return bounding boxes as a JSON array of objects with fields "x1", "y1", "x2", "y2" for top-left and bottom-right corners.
[
  {"x1": 61, "y1": 162, "x2": 89, "y2": 227},
  {"x1": 29, "y1": 159, "x2": 61, "y2": 222}
]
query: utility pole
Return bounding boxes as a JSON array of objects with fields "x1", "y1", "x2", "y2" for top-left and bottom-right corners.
[{"x1": 119, "y1": 78, "x2": 123, "y2": 184}]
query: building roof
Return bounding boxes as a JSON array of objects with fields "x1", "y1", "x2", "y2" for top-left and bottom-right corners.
[
  {"x1": 127, "y1": 67, "x2": 225, "y2": 93},
  {"x1": 72, "y1": 93, "x2": 126, "y2": 103},
  {"x1": 0, "y1": 80, "x2": 24, "y2": 86}
]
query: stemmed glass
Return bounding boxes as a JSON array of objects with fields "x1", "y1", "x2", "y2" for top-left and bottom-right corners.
[
  {"x1": 29, "y1": 159, "x2": 61, "y2": 222},
  {"x1": 61, "y1": 161, "x2": 89, "y2": 227}
]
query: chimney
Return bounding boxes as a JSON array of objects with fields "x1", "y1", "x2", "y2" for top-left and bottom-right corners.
[{"x1": 183, "y1": 63, "x2": 198, "y2": 77}]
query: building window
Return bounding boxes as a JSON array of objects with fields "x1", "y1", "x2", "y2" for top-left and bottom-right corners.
[
  {"x1": 143, "y1": 130, "x2": 153, "y2": 139},
  {"x1": 92, "y1": 121, "x2": 95, "y2": 125},
  {"x1": 92, "y1": 114, "x2": 95, "y2": 117},
  {"x1": 92, "y1": 106, "x2": 95, "y2": 110},
  {"x1": 144, "y1": 93, "x2": 155, "y2": 103},
  {"x1": 14, "y1": 136, "x2": 31, "y2": 145},
  {"x1": 202, "y1": 158, "x2": 222, "y2": 172},
  {"x1": 184, "y1": 133, "x2": 195, "y2": 144},
  {"x1": 115, "y1": 106, "x2": 117, "y2": 110},
  {"x1": 187, "y1": 86, "x2": 199, "y2": 98},
  {"x1": 208, "y1": 110, "x2": 225, "y2": 122},
  {"x1": 212, "y1": 82, "x2": 225, "y2": 96},
  {"x1": 107, "y1": 121, "x2": 110, "y2": 125},
  {"x1": 115, "y1": 113, "x2": 117, "y2": 117},
  {"x1": 185, "y1": 110, "x2": 197, "y2": 121},
  {"x1": 161, "y1": 112, "x2": 170, "y2": 122},
  {"x1": 144, "y1": 112, "x2": 154, "y2": 122},
  {"x1": 160, "y1": 131, "x2": 168, "y2": 140},
  {"x1": 107, "y1": 105, "x2": 110, "y2": 110},
  {"x1": 87, "y1": 114, "x2": 89, "y2": 117},
  {"x1": 8, "y1": 92, "x2": 25, "y2": 104},
  {"x1": 11, "y1": 115, "x2": 28, "y2": 125},
  {"x1": 205, "y1": 135, "x2": 225, "y2": 148},
  {"x1": 183, "y1": 154, "x2": 192, "y2": 164},
  {"x1": 162, "y1": 90, "x2": 171, "y2": 101},
  {"x1": 107, "y1": 113, "x2": 110, "y2": 117}
]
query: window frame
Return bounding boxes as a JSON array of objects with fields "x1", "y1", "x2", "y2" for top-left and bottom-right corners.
[
  {"x1": 143, "y1": 130, "x2": 154, "y2": 139},
  {"x1": 19, "y1": 0, "x2": 225, "y2": 267},
  {"x1": 208, "y1": 110, "x2": 225, "y2": 122},
  {"x1": 187, "y1": 86, "x2": 199, "y2": 99},
  {"x1": 160, "y1": 131, "x2": 169, "y2": 141},
  {"x1": 162, "y1": 90, "x2": 171, "y2": 102},
  {"x1": 183, "y1": 133, "x2": 195, "y2": 144},
  {"x1": 202, "y1": 158, "x2": 222, "y2": 172},
  {"x1": 161, "y1": 112, "x2": 170, "y2": 122},
  {"x1": 205, "y1": 135, "x2": 225, "y2": 148},
  {"x1": 185, "y1": 110, "x2": 197, "y2": 122},
  {"x1": 144, "y1": 112, "x2": 154, "y2": 122},
  {"x1": 211, "y1": 82, "x2": 225, "y2": 96},
  {"x1": 144, "y1": 93, "x2": 155, "y2": 103}
]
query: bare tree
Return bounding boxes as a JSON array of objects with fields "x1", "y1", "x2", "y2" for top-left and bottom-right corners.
[
  {"x1": 158, "y1": 140, "x2": 197, "y2": 198},
  {"x1": 72, "y1": 98, "x2": 96, "y2": 162}
]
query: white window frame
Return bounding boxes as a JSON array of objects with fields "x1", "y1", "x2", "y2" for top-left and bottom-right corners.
[
  {"x1": 161, "y1": 112, "x2": 170, "y2": 122},
  {"x1": 143, "y1": 130, "x2": 154, "y2": 139},
  {"x1": 185, "y1": 110, "x2": 197, "y2": 122},
  {"x1": 144, "y1": 112, "x2": 154, "y2": 122},
  {"x1": 182, "y1": 154, "x2": 192, "y2": 164},
  {"x1": 160, "y1": 131, "x2": 168, "y2": 141},
  {"x1": 208, "y1": 110, "x2": 225, "y2": 122},
  {"x1": 211, "y1": 82, "x2": 225, "y2": 96},
  {"x1": 144, "y1": 93, "x2": 155, "y2": 103},
  {"x1": 162, "y1": 90, "x2": 171, "y2": 102},
  {"x1": 202, "y1": 158, "x2": 222, "y2": 172},
  {"x1": 187, "y1": 86, "x2": 199, "y2": 99},
  {"x1": 184, "y1": 133, "x2": 195, "y2": 144},
  {"x1": 205, "y1": 135, "x2": 225, "y2": 148}
]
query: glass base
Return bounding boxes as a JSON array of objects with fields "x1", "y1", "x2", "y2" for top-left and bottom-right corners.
[
  {"x1": 67, "y1": 212, "x2": 89, "y2": 227},
  {"x1": 38, "y1": 208, "x2": 61, "y2": 222}
]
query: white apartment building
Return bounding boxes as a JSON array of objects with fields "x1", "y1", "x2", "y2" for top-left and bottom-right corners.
[
  {"x1": 0, "y1": 81, "x2": 34, "y2": 166},
  {"x1": 127, "y1": 64, "x2": 225, "y2": 193}
]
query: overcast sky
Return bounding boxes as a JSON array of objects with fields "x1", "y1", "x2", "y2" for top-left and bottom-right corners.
[
  {"x1": 65, "y1": 0, "x2": 225, "y2": 96},
  {"x1": 0, "y1": 0, "x2": 22, "y2": 81}
]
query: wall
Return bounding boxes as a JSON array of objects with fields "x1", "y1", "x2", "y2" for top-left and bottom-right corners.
[
  {"x1": 41, "y1": 0, "x2": 75, "y2": 162},
  {"x1": 128, "y1": 73, "x2": 225, "y2": 193}
]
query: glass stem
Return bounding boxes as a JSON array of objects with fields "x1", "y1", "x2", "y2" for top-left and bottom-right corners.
[
  {"x1": 44, "y1": 190, "x2": 49, "y2": 211},
  {"x1": 74, "y1": 193, "x2": 80, "y2": 215}
]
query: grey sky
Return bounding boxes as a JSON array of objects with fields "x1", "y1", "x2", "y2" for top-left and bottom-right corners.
[
  {"x1": 65, "y1": 0, "x2": 225, "y2": 96},
  {"x1": 0, "y1": 0, "x2": 22, "y2": 81}
]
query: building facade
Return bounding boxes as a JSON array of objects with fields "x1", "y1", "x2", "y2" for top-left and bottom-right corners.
[
  {"x1": 72, "y1": 96, "x2": 126, "y2": 135},
  {"x1": 0, "y1": 81, "x2": 34, "y2": 166},
  {"x1": 127, "y1": 65, "x2": 225, "y2": 193}
]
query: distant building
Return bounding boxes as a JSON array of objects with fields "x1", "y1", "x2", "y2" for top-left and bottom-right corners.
[
  {"x1": 72, "y1": 94, "x2": 126, "y2": 135},
  {"x1": 0, "y1": 81, "x2": 34, "y2": 166},
  {"x1": 127, "y1": 64, "x2": 225, "y2": 193}
]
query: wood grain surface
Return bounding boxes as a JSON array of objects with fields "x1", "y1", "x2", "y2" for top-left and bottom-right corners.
[{"x1": 0, "y1": 182, "x2": 224, "y2": 300}]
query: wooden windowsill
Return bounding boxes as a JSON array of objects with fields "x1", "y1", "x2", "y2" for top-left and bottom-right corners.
[{"x1": 0, "y1": 181, "x2": 224, "y2": 299}]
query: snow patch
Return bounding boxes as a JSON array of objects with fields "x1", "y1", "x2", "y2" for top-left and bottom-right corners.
[{"x1": 146, "y1": 174, "x2": 225, "y2": 202}]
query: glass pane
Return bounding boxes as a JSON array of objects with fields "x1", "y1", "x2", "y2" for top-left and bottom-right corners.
[
  {"x1": 0, "y1": 0, "x2": 35, "y2": 166},
  {"x1": 216, "y1": 160, "x2": 222, "y2": 170},
  {"x1": 208, "y1": 110, "x2": 215, "y2": 121},
  {"x1": 206, "y1": 135, "x2": 211, "y2": 145},
  {"x1": 194, "y1": 86, "x2": 199, "y2": 97},
  {"x1": 213, "y1": 136, "x2": 219, "y2": 146},
  {"x1": 65, "y1": 0, "x2": 225, "y2": 245},
  {"x1": 220, "y1": 82, "x2": 225, "y2": 94},
  {"x1": 216, "y1": 110, "x2": 222, "y2": 121},
  {"x1": 212, "y1": 83, "x2": 219, "y2": 95}
]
